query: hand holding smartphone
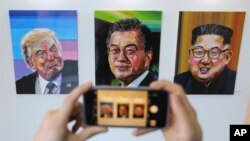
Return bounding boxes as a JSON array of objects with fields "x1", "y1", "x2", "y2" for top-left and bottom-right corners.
[{"x1": 83, "y1": 87, "x2": 169, "y2": 128}]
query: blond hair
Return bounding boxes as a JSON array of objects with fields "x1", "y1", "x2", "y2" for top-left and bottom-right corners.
[{"x1": 21, "y1": 28, "x2": 61, "y2": 64}]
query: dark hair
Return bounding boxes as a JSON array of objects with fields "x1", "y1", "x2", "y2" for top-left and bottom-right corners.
[
  {"x1": 106, "y1": 18, "x2": 152, "y2": 52},
  {"x1": 191, "y1": 24, "x2": 233, "y2": 45}
]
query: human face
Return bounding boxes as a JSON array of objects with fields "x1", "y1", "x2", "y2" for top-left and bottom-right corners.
[
  {"x1": 108, "y1": 31, "x2": 152, "y2": 85},
  {"x1": 119, "y1": 105, "x2": 128, "y2": 116},
  {"x1": 27, "y1": 37, "x2": 64, "y2": 81},
  {"x1": 102, "y1": 105, "x2": 112, "y2": 115},
  {"x1": 134, "y1": 105, "x2": 144, "y2": 117},
  {"x1": 188, "y1": 34, "x2": 232, "y2": 83}
]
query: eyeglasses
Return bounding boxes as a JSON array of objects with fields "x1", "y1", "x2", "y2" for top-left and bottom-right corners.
[
  {"x1": 190, "y1": 47, "x2": 229, "y2": 59},
  {"x1": 108, "y1": 46, "x2": 144, "y2": 57}
]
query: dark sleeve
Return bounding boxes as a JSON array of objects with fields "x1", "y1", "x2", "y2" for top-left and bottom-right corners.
[
  {"x1": 60, "y1": 60, "x2": 79, "y2": 94},
  {"x1": 15, "y1": 73, "x2": 36, "y2": 94},
  {"x1": 174, "y1": 72, "x2": 189, "y2": 86},
  {"x1": 224, "y1": 69, "x2": 237, "y2": 94},
  {"x1": 174, "y1": 71, "x2": 192, "y2": 94}
]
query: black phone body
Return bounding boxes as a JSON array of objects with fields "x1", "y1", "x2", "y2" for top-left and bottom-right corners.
[{"x1": 83, "y1": 86, "x2": 169, "y2": 128}]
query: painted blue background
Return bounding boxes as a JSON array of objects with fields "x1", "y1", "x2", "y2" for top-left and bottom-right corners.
[{"x1": 9, "y1": 10, "x2": 78, "y2": 79}]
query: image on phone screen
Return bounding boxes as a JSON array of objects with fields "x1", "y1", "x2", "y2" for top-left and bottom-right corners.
[
  {"x1": 100, "y1": 102, "x2": 113, "y2": 118},
  {"x1": 84, "y1": 88, "x2": 169, "y2": 128},
  {"x1": 97, "y1": 90, "x2": 148, "y2": 127}
]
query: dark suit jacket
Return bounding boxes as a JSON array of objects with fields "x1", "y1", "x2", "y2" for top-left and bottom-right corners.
[
  {"x1": 16, "y1": 60, "x2": 79, "y2": 94},
  {"x1": 139, "y1": 71, "x2": 158, "y2": 86},
  {"x1": 174, "y1": 67, "x2": 236, "y2": 94}
]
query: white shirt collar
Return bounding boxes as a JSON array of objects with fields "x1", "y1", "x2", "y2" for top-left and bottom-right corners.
[
  {"x1": 38, "y1": 74, "x2": 62, "y2": 94},
  {"x1": 126, "y1": 70, "x2": 149, "y2": 87}
]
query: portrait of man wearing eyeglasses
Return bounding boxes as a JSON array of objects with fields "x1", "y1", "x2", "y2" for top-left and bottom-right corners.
[
  {"x1": 174, "y1": 24, "x2": 236, "y2": 94},
  {"x1": 105, "y1": 18, "x2": 157, "y2": 87}
]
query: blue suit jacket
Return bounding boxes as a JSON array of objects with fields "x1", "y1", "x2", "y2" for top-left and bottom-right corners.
[{"x1": 16, "y1": 60, "x2": 79, "y2": 94}]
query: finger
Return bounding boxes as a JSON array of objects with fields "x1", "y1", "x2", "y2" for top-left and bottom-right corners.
[
  {"x1": 150, "y1": 80, "x2": 196, "y2": 121},
  {"x1": 59, "y1": 82, "x2": 92, "y2": 124},
  {"x1": 150, "y1": 80, "x2": 185, "y2": 96},
  {"x1": 169, "y1": 93, "x2": 190, "y2": 121},
  {"x1": 72, "y1": 119, "x2": 82, "y2": 133},
  {"x1": 132, "y1": 128, "x2": 157, "y2": 136},
  {"x1": 69, "y1": 102, "x2": 82, "y2": 122},
  {"x1": 77, "y1": 126, "x2": 108, "y2": 140},
  {"x1": 71, "y1": 103, "x2": 84, "y2": 133},
  {"x1": 150, "y1": 80, "x2": 194, "y2": 114},
  {"x1": 165, "y1": 83, "x2": 197, "y2": 119},
  {"x1": 149, "y1": 80, "x2": 169, "y2": 89}
]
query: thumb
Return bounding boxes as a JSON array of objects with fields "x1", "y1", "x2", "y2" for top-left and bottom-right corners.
[{"x1": 77, "y1": 126, "x2": 108, "y2": 140}]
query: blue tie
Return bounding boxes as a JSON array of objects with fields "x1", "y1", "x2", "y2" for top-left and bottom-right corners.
[{"x1": 46, "y1": 82, "x2": 56, "y2": 94}]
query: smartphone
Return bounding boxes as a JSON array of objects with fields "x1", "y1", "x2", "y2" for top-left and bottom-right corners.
[{"x1": 83, "y1": 87, "x2": 169, "y2": 128}]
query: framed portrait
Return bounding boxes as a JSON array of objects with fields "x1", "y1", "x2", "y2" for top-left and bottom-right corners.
[
  {"x1": 9, "y1": 10, "x2": 79, "y2": 94},
  {"x1": 95, "y1": 11, "x2": 162, "y2": 87},
  {"x1": 174, "y1": 11, "x2": 245, "y2": 95}
]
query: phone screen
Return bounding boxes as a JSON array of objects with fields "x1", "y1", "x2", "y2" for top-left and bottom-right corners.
[
  {"x1": 84, "y1": 88, "x2": 169, "y2": 128},
  {"x1": 97, "y1": 89, "x2": 148, "y2": 127}
]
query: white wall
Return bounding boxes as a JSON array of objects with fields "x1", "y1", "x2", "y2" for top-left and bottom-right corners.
[{"x1": 0, "y1": 0, "x2": 250, "y2": 141}]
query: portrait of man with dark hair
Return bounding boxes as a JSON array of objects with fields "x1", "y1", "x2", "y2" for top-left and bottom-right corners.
[
  {"x1": 174, "y1": 12, "x2": 245, "y2": 94},
  {"x1": 95, "y1": 11, "x2": 162, "y2": 87},
  {"x1": 117, "y1": 104, "x2": 129, "y2": 118},
  {"x1": 133, "y1": 104, "x2": 145, "y2": 118}
]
